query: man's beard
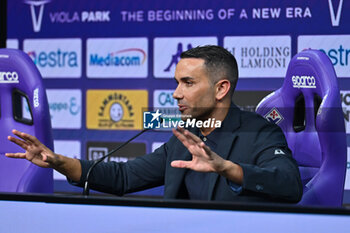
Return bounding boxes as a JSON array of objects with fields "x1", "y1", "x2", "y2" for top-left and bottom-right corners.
[{"x1": 181, "y1": 106, "x2": 214, "y2": 121}]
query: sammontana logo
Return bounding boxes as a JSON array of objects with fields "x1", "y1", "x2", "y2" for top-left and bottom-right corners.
[
  {"x1": 98, "y1": 93, "x2": 134, "y2": 118},
  {"x1": 98, "y1": 93, "x2": 134, "y2": 128},
  {"x1": 86, "y1": 90, "x2": 148, "y2": 130}
]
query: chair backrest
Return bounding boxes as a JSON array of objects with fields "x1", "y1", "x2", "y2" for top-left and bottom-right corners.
[
  {"x1": 256, "y1": 49, "x2": 347, "y2": 207},
  {"x1": 0, "y1": 48, "x2": 53, "y2": 193}
]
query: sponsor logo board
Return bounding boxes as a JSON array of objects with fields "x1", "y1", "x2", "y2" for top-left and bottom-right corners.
[
  {"x1": 153, "y1": 37, "x2": 218, "y2": 78},
  {"x1": 152, "y1": 142, "x2": 164, "y2": 152},
  {"x1": 6, "y1": 39, "x2": 19, "y2": 49},
  {"x1": 86, "y1": 90, "x2": 148, "y2": 130},
  {"x1": 233, "y1": 91, "x2": 274, "y2": 112},
  {"x1": 153, "y1": 89, "x2": 180, "y2": 130},
  {"x1": 153, "y1": 90, "x2": 177, "y2": 108},
  {"x1": 87, "y1": 38, "x2": 148, "y2": 78},
  {"x1": 23, "y1": 38, "x2": 82, "y2": 78},
  {"x1": 341, "y1": 90, "x2": 350, "y2": 133},
  {"x1": 346, "y1": 147, "x2": 350, "y2": 190},
  {"x1": 53, "y1": 140, "x2": 81, "y2": 180},
  {"x1": 86, "y1": 141, "x2": 146, "y2": 162},
  {"x1": 46, "y1": 89, "x2": 82, "y2": 129},
  {"x1": 298, "y1": 35, "x2": 350, "y2": 78},
  {"x1": 224, "y1": 35, "x2": 291, "y2": 78}
]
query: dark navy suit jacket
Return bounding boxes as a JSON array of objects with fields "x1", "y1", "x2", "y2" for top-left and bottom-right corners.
[{"x1": 75, "y1": 104, "x2": 303, "y2": 203}]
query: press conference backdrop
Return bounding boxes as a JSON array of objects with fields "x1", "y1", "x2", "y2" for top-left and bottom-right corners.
[{"x1": 5, "y1": 0, "x2": 350, "y2": 200}]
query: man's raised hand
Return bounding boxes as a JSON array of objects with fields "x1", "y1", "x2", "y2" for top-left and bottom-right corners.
[
  {"x1": 171, "y1": 127, "x2": 226, "y2": 173},
  {"x1": 6, "y1": 129, "x2": 57, "y2": 168}
]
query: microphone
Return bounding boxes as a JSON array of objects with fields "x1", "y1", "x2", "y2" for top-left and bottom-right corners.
[{"x1": 82, "y1": 117, "x2": 163, "y2": 196}]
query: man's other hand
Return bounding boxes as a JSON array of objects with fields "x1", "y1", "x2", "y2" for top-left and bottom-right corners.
[{"x1": 6, "y1": 129, "x2": 57, "y2": 168}]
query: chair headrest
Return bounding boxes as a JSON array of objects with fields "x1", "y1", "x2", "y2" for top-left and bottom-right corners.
[
  {"x1": 0, "y1": 48, "x2": 53, "y2": 153},
  {"x1": 281, "y1": 49, "x2": 338, "y2": 100}
]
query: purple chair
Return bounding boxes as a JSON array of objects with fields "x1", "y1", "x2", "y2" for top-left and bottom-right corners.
[
  {"x1": 0, "y1": 48, "x2": 53, "y2": 193},
  {"x1": 256, "y1": 49, "x2": 347, "y2": 207}
]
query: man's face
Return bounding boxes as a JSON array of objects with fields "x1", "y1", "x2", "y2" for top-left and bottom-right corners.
[{"x1": 173, "y1": 58, "x2": 216, "y2": 120}]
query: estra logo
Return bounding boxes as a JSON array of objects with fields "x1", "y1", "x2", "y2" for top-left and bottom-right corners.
[
  {"x1": 24, "y1": 38, "x2": 82, "y2": 78},
  {"x1": 298, "y1": 35, "x2": 350, "y2": 78}
]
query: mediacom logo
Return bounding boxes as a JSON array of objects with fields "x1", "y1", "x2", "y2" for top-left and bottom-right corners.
[
  {"x1": 86, "y1": 90, "x2": 148, "y2": 130},
  {"x1": 298, "y1": 35, "x2": 350, "y2": 78},
  {"x1": 89, "y1": 48, "x2": 146, "y2": 67},
  {"x1": 24, "y1": 38, "x2": 82, "y2": 78},
  {"x1": 87, "y1": 38, "x2": 148, "y2": 78}
]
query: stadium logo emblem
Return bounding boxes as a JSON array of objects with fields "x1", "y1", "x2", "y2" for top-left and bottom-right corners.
[
  {"x1": 24, "y1": 0, "x2": 51, "y2": 32},
  {"x1": 328, "y1": 0, "x2": 344, "y2": 27}
]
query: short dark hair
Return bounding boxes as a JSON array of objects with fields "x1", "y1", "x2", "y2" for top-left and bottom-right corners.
[{"x1": 180, "y1": 45, "x2": 238, "y2": 96}]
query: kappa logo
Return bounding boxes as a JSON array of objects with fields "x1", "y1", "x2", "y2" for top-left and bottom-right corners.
[
  {"x1": 264, "y1": 108, "x2": 284, "y2": 124},
  {"x1": 274, "y1": 149, "x2": 285, "y2": 155},
  {"x1": 24, "y1": 0, "x2": 52, "y2": 32},
  {"x1": 164, "y1": 43, "x2": 193, "y2": 72},
  {"x1": 328, "y1": 0, "x2": 344, "y2": 27}
]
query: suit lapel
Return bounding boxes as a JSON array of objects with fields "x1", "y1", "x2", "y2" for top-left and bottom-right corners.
[
  {"x1": 207, "y1": 105, "x2": 241, "y2": 199},
  {"x1": 164, "y1": 127, "x2": 198, "y2": 198}
]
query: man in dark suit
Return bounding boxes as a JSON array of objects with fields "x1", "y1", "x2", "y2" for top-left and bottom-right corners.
[{"x1": 6, "y1": 45, "x2": 302, "y2": 202}]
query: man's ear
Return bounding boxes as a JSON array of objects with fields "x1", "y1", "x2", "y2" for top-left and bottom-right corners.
[{"x1": 215, "y1": 79, "x2": 231, "y2": 101}]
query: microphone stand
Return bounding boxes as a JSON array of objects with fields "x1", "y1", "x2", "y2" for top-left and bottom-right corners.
[{"x1": 83, "y1": 128, "x2": 150, "y2": 196}]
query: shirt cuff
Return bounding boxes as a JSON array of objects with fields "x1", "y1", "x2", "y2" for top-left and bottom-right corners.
[
  {"x1": 228, "y1": 180, "x2": 243, "y2": 194},
  {"x1": 66, "y1": 159, "x2": 93, "y2": 187}
]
